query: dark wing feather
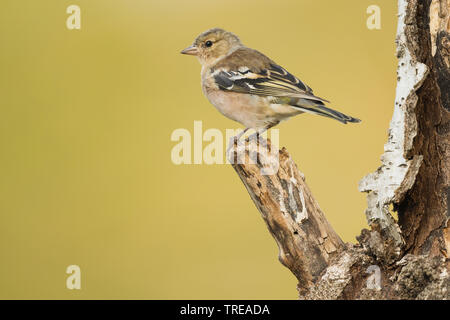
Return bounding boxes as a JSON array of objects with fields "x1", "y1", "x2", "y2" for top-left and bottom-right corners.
[
  {"x1": 212, "y1": 50, "x2": 329, "y2": 103},
  {"x1": 213, "y1": 65, "x2": 329, "y2": 102},
  {"x1": 211, "y1": 48, "x2": 360, "y2": 124}
]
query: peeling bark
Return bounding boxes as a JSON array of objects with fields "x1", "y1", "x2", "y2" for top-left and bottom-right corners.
[
  {"x1": 231, "y1": 0, "x2": 449, "y2": 299},
  {"x1": 358, "y1": 0, "x2": 427, "y2": 264},
  {"x1": 397, "y1": 0, "x2": 450, "y2": 259}
]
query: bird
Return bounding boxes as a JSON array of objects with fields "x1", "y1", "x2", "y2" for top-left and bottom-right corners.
[{"x1": 180, "y1": 28, "x2": 360, "y2": 142}]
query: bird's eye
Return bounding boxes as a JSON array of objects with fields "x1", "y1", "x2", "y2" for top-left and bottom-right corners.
[{"x1": 205, "y1": 41, "x2": 213, "y2": 47}]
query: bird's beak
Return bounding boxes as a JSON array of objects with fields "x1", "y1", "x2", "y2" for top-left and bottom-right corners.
[{"x1": 180, "y1": 45, "x2": 198, "y2": 56}]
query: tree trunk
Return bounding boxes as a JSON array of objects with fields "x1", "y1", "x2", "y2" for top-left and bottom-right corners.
[{"x1": 230, "y1": 0, "x2": 449, "y2": 299}]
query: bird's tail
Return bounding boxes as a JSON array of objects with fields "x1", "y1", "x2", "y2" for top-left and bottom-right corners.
[{"x1": 294, "y1": 99, "x2": 361, "y2": 124}]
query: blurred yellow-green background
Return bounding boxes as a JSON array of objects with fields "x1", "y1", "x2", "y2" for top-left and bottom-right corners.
[{"x1": 0, "y1": 0, "x2": 397, "y2": 299}]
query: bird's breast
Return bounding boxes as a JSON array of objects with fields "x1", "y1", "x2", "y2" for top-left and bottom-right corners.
[{"x1": 201, "y1": 80, "x2": 300, "y2": 128}]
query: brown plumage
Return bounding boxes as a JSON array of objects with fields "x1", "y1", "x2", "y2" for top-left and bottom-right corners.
[{"x1": 181, "y1": 28, "x2": 361, "y2": 131}]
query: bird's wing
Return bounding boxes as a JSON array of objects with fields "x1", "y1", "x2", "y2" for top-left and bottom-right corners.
[{"x1": 211, "y1": 47, "x2": 329, "y2": 104}]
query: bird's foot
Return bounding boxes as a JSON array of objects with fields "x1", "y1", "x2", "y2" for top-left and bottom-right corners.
[
  {"x1": 248, "y1": 131, "x2": 268, "y2": 150},
  {"x1": 226, "y1": 135, "x2": 243, "y2": 164},
  {"x1": 226, "y1": 128, "x2": 249, "y2": 155},
  {"x1": 226, "y1": 135, "x2": 243, "y2": 155}
]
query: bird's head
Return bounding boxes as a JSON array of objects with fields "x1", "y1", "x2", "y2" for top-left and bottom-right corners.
[{"x1": 181, "y1": 28, "x2": 242, "y2": 65}]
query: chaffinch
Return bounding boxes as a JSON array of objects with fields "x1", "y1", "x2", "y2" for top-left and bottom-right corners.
[{"x1": 181, "y1": 28, "x2": 360, "y2": 139}]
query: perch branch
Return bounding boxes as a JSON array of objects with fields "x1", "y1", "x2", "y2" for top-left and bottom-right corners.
[{"x1": 229, "y1": 138, "x2": 344, "y2": 294}]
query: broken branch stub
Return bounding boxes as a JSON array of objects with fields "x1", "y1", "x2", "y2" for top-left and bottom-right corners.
[{"x1": 230, "y1": 138, "x2": 344, "y2": 294}]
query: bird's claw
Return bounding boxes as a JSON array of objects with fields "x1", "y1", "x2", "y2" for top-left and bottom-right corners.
[
  {"x1": 226, "y1": 135, "x2": 243, "y2": 155},
  {"x1": 248, "y1": 132, "x2": 268, "y2": 150}
]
